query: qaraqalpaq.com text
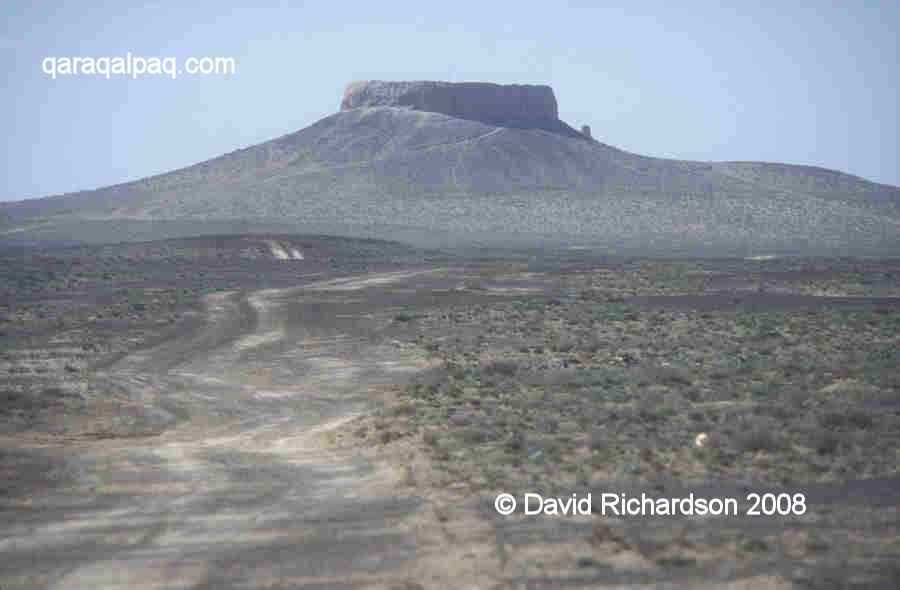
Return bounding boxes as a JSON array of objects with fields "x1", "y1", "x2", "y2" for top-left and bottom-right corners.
[{"x1": 41, "y1": 53, "x2": 235, "y2": 79}]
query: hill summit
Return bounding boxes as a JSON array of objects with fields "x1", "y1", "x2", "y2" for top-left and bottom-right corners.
[
  {"x1": 1, "y1": 79, "x2": 898, "y2": 255},
  {"x1": 341, "y1": 80, "x2": 559, "y2": 126},
  {"x1": 341, "y1": 80, "x2": 585, "y2": 137}
]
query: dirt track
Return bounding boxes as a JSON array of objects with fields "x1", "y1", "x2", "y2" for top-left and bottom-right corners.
[{"x1": 1, "y1": 270, "x2": 474, "y2": 589}]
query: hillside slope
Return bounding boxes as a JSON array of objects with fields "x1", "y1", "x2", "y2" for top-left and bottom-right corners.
[{"x1": 3, "y1": 103, "x2": 898, "y2": 255}]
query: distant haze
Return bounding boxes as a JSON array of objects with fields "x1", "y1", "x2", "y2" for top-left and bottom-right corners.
[{"x1": 2, "y1": 1, "x2": 898, "y2": 203}]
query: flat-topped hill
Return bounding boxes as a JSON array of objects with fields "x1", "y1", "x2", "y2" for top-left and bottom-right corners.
[
  {"x1": 2, "y1": 80, "x2": 898, "y2": 255},
  {"x1": 341, "y1": 80, "x2": 560, "y2": 127}
]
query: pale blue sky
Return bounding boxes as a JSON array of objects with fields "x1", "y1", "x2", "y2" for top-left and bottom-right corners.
[{"x1": 2, "y1": 1, "x2": 898, "y2": 201}]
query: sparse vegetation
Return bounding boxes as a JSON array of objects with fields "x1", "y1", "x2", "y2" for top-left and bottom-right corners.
[
  {"x1": 3, "y1": 246, "x2": 899, "y2": 587},
  {"x1": 329, "y1": 255, "x2": 900, "y2": 585}
]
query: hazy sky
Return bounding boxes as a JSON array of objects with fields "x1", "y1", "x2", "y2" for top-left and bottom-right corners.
[{"x1": 2, "y1": 1, "x2": 898, "y2": 201}]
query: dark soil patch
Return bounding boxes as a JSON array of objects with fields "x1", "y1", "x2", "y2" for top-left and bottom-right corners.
[{"x1": 629, "y1": 292, "x2": 900, "y2": 313}]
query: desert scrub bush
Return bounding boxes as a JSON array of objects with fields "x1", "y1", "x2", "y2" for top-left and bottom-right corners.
[
  {"x1": 429, "y1": 361, "x2": 467, "y2": 382},
  {"x1": 729, "y1": 354, "x2": 759, "y2": 374},
  {"x1": 752, "y1": 381, "x2": 785, "y2": 399},
  {"x1": 654, "y1": 365, "x2": 694, "y2": 387},
  {"x1": 587, "y1": 428, "x2": 608, "y2": 452},
  {"x1": 732, "y1": 417, "x2": 781, "y2": 453},
  {"x1": 550, "y1": 334, "x2": 577, "y2": 353},
  {"x1": 870, "y1": 344, "x2": 899, "y2": 363},
  {"x1": 479, "y1": 359, "x2": 518, "y2": 377},
  {"x1": 819, "y1": 408, "x2": 874, "y2": 431},
  {"x1": 390, "y1": 403, "x2": 418, "y2": 417},
  {"x1": 804, "y1": 426, "x2": 845, "y2": 455},
  {"x1": 456, "y1": 426, "x2": 502, "y2": 444},
  {"x1": 393, "y1": 312, "x2": 420, "y2": 323},
  {"x1": 413, "y1": 366, "x2": 455, "y2": 393},
  {"x1": 635, "y1": 392, "x2": 668, "y2": 422},
  {"x1": 524, "y1": 369, "x2": 585, "y2": 390},
  {"x1": 423, "y1": 430, "x2": 440, "y2": 447},
  {"x1": 579, "y1": 332, "x2": 606, "y2": 353},
  {"x1": 755, "y1": 323, "x2": 781, "y2": 339},
  {"x1": 511, "y1": 296, "x2": 547, "y2": 313},
  {"x1": 601, "y1": 305, "x2": 627, "y2": 322}
]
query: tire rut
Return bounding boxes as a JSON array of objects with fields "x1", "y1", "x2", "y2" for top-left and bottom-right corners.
[{"x1": 1, "y1": 273, "x2": 437, "y2": 590}]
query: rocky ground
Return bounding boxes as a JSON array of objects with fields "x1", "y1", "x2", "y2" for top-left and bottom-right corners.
[{"x1": 1, "y1": 237, "x2": 899, "y2": 588}]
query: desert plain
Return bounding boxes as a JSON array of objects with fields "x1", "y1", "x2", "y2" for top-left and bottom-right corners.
[{"x1": 1, "y1": 234, "x2": 898, "y2": 589}]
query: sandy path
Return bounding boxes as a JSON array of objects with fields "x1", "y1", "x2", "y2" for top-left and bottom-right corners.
[{"x1": 0, "y1": 272, "x2": 441, "y2": 590}]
